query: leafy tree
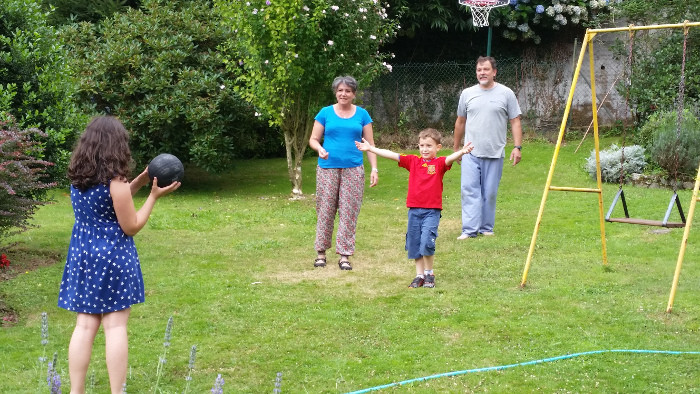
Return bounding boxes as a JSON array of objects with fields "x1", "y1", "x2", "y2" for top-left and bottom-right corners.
[
  {"x1": 614, "y1": 0, "x2": 700, "y2": 121},
  {"x1": 614, "y1": 0, "x2": 700, "y2": 26},
  {"x1": 216, "y1": 0, "x2": 399, "y2": 195},
  {"x1": 0, "y1": 0, "x2": 88, "y2": 182},
  {"x1": 391, "y1": 0, "x2": 471, "y2": 35},
  {"x1": 0, "y1": 116, "x2": 55, "y2": 242},
  {"x1": 61, "y1": 0, "x2": 280, "y2": 172}
]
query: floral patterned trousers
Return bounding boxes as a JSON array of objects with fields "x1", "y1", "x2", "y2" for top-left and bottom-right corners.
[{"x1": 314, "y1": 166, "x2": 365, "y2": 256}]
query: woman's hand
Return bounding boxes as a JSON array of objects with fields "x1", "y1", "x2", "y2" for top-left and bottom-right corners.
[
  {"x1": 318, "y1": 147, "x2": 329, "y2": 160},
  {"x1": 370, "y1": 170, "x2": 378, "y2": 187},
  {"x1": 129, "y1": 167, "x2": 151, "y2": 195},
  {"x1": 150, "y1": 178, "x2": 181, "y2": 199}
]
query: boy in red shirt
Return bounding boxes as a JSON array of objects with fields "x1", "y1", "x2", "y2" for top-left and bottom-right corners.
[{"x1": 356, "y1": 128, "x2": 473, "y2": 288}]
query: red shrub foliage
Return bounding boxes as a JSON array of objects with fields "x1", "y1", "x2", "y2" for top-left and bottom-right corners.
[{"x1": 0, "y1": 115, "x2": 56, "y2": 241}]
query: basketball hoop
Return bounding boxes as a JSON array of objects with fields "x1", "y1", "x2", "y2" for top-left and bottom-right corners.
[{"x1": 458, "y1": 0, "x2": 509, "y2": 28}]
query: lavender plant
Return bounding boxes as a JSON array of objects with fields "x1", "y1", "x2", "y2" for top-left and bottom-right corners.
[
  {"x1": 153, "y1": 316, "x2": 174, "y2": 392},
  {"x1": 273, "y1": 372, "x2": 283, "y2": 393},
  {"x1": 36, "y1": 311, "x2": 49, "y2": 389},
  {"x1": 40, "y1": 312, "x2": 49, "y2": 362},
  {"x1": 211, "y1": 374, "x2": 225, "y2": 394},
  {"x1": 183, "y1": 345, "x2": 197, "y2": 394},
  {"x1": 47, "y1": 352, "x2": 62, "y2": 394},
  {"x1": 89, "y1": 370, "x2": 95, "y2": 393}
]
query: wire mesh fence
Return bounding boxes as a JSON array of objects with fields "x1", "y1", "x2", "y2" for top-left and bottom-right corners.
[{"x1": 362, "y1": 52, "x2": 631, "y2": 141}]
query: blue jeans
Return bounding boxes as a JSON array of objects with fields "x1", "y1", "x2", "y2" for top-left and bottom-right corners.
[
  {"x1": 405, "y1": 208, "x2": 441, "y2": 259},
  {"x1": 460, "y1": 154, "x2": 504, "y2": 237}
]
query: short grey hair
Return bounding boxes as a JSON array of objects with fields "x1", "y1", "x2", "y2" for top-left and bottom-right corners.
[{"x1": 331, "y1": 76, "x2": 358, "y2": 93}]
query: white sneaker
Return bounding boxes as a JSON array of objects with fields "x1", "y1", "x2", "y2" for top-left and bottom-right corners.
[
  {"x1": 481, "y1": 231, "x2": 495, "y2": 236},
  {"x1": 457, "y1": 234, "x2": 475, "y2": 240}
]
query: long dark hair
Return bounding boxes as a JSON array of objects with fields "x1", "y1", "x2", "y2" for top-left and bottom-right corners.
[{"x1": 68, "y1": 116, "x2": 132, "y2": 191}]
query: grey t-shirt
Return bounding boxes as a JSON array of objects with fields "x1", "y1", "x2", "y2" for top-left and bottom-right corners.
[{"x1": 457, "y1": 83, "x2": 521, "y2": 158}]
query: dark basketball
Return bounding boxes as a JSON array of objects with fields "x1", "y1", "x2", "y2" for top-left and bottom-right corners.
[{"x1": 148, "y1": 153, "x2": 184, "y2": 187}]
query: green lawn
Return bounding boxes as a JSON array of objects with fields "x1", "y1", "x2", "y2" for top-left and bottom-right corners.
[{"x1": 1, "y1": 138, "x2": 699, "y2": 393}]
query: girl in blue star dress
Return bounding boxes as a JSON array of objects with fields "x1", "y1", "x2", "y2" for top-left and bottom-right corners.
[{"x1": 58, "y1": 116, "x2": 180, "y2": 393}]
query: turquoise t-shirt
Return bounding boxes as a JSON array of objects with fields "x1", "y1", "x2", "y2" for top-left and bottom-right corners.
[{"x1": 314, "y1": 105, "x2": 373, "y2": 169}]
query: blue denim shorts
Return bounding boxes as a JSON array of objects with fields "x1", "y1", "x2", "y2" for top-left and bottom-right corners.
[{"x1": 405, "y1": 208, "x2": 441, "y2": 259}]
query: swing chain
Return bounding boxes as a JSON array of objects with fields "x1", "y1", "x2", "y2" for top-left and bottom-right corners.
[
  {"x1": 672, "y1": 22, "x2": 689, "y2": 191},
  {"x1": 619, "y1": 27, "x2": 635, "y2": 188}
]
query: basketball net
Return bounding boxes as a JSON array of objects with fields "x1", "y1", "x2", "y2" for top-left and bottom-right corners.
[{"x1": 459, "y1": 0, "x2": 508, "y2": 28}]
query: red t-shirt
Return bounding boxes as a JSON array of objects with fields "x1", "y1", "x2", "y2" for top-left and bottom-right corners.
[{"x1": 398, "y1": 155, "x2": 451, "y2": 209}]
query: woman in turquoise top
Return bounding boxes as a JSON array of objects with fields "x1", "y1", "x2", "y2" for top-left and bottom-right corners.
[{"x1": 308, "y1": 76, "x2": 378, "y2": 270}]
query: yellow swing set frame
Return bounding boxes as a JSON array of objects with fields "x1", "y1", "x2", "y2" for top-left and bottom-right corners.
[{"x1": 519, "y1": 21, "x2": 700, "y2": 313}]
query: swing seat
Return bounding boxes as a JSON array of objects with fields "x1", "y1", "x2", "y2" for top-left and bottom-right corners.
[
  {"x1": 605, "y1": 188, "x2": 686, "y2": 228},
  {"x1": 606, "y1": 217, "x2": 686, "y2": 228}
]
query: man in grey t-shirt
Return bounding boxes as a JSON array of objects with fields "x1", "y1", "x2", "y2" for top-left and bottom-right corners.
[{"x1": 453, "y1": 56, "x2": 523, "y2": 239}]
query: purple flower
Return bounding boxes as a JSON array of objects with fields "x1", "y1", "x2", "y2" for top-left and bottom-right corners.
[
  {"x1": 51, "y1": 373, "x2": 62, "y2": 394},
  {"x1": 536, "y1": 4, "x2": 544, "y2": 13},
  {"x1": 211, "y1": 374, "x2": 225, "y2": 394},
  {"x1": 509, "y1": 0, "x2": 517, "y2": 5},
  {"x1": 266, "y1": 0, "x2": 271, "y2": 4}
]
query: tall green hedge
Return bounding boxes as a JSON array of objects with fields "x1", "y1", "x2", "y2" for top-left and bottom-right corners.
[
  {"x1": 1, "y1": 0, "x2": 88, "y2": 183},
  {"x1": 61, "y1": 0, "x2": 282, "y2": 172}
]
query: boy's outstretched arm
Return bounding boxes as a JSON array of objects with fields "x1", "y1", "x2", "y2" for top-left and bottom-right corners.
[
  {"x1": 445, "y1": 141, "x2": 474, "y2": 166},
  {"x1": 355, "y1": 138, "x2": 400, "y2": 162}
]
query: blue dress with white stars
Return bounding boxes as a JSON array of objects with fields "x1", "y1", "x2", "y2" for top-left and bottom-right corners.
[{"x1": 58, "y1": 183, "x2": 145, "y2": 314}]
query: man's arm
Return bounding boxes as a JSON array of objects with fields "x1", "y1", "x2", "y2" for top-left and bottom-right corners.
[
  {"x1": 355, "y1": 138, "x2": 400, "y2": 162},
  {"x1": 453, "y1": 115, "x2": 466, "y2": 153},
  {"x1": 509, "y1": 116, "x2": 522, "y2": 166}
]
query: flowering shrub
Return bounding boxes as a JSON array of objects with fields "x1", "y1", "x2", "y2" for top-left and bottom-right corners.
[
  {"x1": 216, "y1": 0, "x2": 400, "y2": 194},
  {"x1": 0, "y1": 254, "x2": 9, "y2": 269},
  {"x1": 490, "y1": 0, "x2": 614, "y2": 43},
  {"x1": 0, "y1": 115, "x2": 55, "y2": 242}
]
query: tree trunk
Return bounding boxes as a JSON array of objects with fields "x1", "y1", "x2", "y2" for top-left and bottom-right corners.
[{"x1": 281, "y1": 97, "x2": 315, "y2": 196}]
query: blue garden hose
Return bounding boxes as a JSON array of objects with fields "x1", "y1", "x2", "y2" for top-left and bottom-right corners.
[{"x1": 344, "y1": 349, "x2": 700, "y2": 394}]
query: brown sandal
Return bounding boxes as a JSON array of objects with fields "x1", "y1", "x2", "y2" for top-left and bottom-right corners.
[
  {"x1": 338, "y1": 259, "x2": 352, "y2": 270},
  {"x1": 313, "y1": 257, "x2": 327, "y2": 268}
]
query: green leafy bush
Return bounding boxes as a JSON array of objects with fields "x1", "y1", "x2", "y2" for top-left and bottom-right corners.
[
  {"x1": 647, "y1": 110, "x2": 700, "y2": 178},
  {"x1": 586, "y1": 144, "x2": 646, "y2": 183},
  {"x1": 61, "y1": 0, "x2": 281, "y2": 172},
  {"x1": 0, "y1": 0, "x2": 89, "y2": 183},
  {"x1": 0, "y1": 116, "x2": 55, "y2": 242}
]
